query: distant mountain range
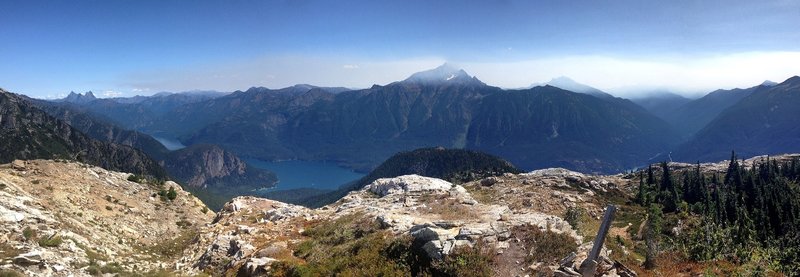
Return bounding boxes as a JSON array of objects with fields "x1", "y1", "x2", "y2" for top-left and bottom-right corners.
[
  {"x1": 46, "y1": 65, "x2": 680, "y2": 173},
  {"x1": 10, "y1": 64, "x2": 799, "y2": 178},
  {"x1": 675, "y1": 76, "x2": 800, "y2": 162}
]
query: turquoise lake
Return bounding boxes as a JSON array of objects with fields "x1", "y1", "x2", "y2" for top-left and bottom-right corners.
[{"x1": 245, "y1": 159, "x2": 365, "y2": 191}]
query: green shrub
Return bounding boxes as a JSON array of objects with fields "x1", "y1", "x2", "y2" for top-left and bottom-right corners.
[
  {"x1": 85, "y1": 266, "x2": 101, "y2": 276},
  {"x1": 564, "y1": 206, "x2": 585, "y2": 230},
  {"x1": 127, "y1": 174, "x2": 142, "y2": 183},
  {"x1": 0, "y1": 183, "x2": 6, "y2": 190},
  {"x1": 22, "y1": 227, "x2": 35, "y2": 241},
  {"x1": 38, "y1": 236, "x2": 63, "y2": 247},
  {"x1": 142, "y1": 230, "x2": 197, "y2": 258},
  {"x1": 166, "y1": 187, "x2": 177, "y2": 201},
  {"x1": 157, "y1": 187, "x2": 178, "y2": 202},
  {"x1": 278, "y1": 214, "x2": 416, "y2": 276},
  {"x1": 100, "y1": 262, "x2": 124, "y2": 274},
  {"x1": 175, "y1": 220, "x2": 192, "y2": 228}
]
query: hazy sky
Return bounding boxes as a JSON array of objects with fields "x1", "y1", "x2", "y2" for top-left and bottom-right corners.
[{"x1": 2, "y1": 0, "x2": 800, "y2": 98}]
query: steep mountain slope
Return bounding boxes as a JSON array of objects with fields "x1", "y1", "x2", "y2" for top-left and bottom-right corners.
[
  {"x1": 31, "y1": 100, "x2": 171, "y2": 160},
  {"x1": 675, "y1": 76, "x2": 800, "y2": 162},
  {"x1": 178, "y1": 86, "x2": 339, "y2": 158},
  {"x1": 467, "y1": 86, "x2": 678, "y2": 172},
  {"x1": 0, "y1": 89, "x2": 166, "y2": 179},
  {"x1": 164, "y1": 144, "x2": 276, "y2": 188},
  {"x1": 664, "y1": 85, "x2": 763, "y2": 138},
  {"x1": 164, "y1": 144, "x2": 277, "y2": 210},
  {"x1": 32, "y1": 100, "x2": 278, "y2": 210}
]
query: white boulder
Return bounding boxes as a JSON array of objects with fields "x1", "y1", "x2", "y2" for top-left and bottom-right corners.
[{"x1": 366, "y1": 175, "x2": 453, "y2": 197}]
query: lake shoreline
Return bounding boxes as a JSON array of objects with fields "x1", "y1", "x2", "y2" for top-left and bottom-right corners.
[{"x1": 244, "y1": 158, "x2": 365, "y2": 192}]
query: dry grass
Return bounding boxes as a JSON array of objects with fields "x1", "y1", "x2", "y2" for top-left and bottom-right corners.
[
  {"x1": 433, "y1": 241, "x2": 494, "y2": 277},
  {"x1": 139, "y1": 230, "x2": 197, "y2": 260},
  {"x1": 512, "y1": 225, "x2": 578, "y2": 264},
  {"x1": 0, "y1": 243, "x2": 23, "y2": 260},
  {"x1": 418, "y1": 193, "x2": 477, "y2": 220},
  {"x1": 465, "y1": 185, "x2": 497, "y2": 204}
]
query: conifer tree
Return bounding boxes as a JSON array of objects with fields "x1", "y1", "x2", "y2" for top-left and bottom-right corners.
[
  {"x1": 636, "y1": 171, "x2": 648, "y2": 205},
  {"x1": 644, "y1": 203, "x2": 663, "y2": 269},
  {"x1": 659, "y1": 162, "x2": 679, "y2": 212}
]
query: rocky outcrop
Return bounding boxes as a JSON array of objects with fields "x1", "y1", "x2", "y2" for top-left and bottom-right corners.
[
  {"x1": 366, "y1": 174, "x2": 454, "y2": 197},
  {"x1": 0, "y1": 160, "x2": 214, "y2": 276},
  {"x1": 163, "y1": 144, "x2": 276, "y2": 189},
  {"x1": 180, "y1": 173, "x2": 608, "y2": 276},
  {"x1": 59, "y1": 91, "x2": 97, "y2": 104},
  {"x1": 340, "y1": 175, "x2": 581, "y2": 260},
  {"x1": 183, "y1": 196, "x2": 313, "y2": 276}
]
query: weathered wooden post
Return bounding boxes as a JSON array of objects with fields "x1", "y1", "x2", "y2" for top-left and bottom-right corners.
[{"x1": 579, "y1": 204, "x2": 616, "y2": 277}]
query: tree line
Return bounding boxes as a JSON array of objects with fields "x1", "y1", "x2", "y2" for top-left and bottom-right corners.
[{"x1": 635, "y1": 152, "x2": 800, "y2": 274}]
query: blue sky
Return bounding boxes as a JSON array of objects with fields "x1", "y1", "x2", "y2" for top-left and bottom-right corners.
[{"x1": 2, "y1": 0, "x2": 800, "y2": 98}]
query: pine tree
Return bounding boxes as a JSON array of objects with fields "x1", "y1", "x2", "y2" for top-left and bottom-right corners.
[
  {"x1": 682, "y1": 171, "x2": 692, "y2": 203},
  {"x1": 724, "y1": 151, "x2": 743, "y2": 193},
  {"x1": 644, "y1": 203, "x2": 663, "y2": 269},
  {"x1": 659, "y1": 162, "x2": 679, "y2": 212},
  {"x1": 636, "y1": 171, "x2": 648, "y2": 205}
]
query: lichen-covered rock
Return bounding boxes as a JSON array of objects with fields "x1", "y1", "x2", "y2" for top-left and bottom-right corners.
[{"x1": 366, "y1": 174, "x2": 453, "y2": 196}]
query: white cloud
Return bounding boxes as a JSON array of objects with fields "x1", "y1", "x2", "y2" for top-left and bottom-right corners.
[
  {"x1": 342, "y1": 64, "x2": 359, "y2": 69},
  {"x1": 41, "y1": 93, "x2": 68, "y2": 100},
  {"x1": 102, "y1": 90, "x2": 123, "y2": 98}
]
